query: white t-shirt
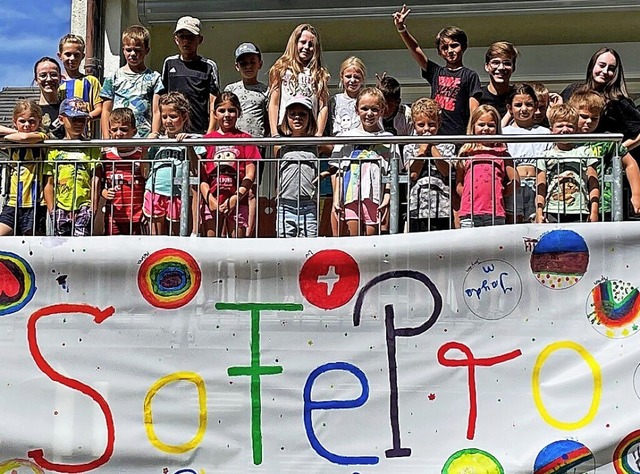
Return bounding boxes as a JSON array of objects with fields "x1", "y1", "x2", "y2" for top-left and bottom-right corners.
[{"x1": 502, "y1": 124, "x2": 551, "y2": 166}]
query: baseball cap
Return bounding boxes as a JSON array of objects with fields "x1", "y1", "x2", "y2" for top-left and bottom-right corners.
[
  {"x1": 59, "y1": 98, "x2": 90, "y2": 118},
  {"x1": 174, "y1": 16, "x2": 201, "y2": 35},
  {"x1": 234, "y1": 42, "x2": 261, "y2": 61},
  {"x1": 284, "y1": 94, "x2": 313, "y2": 111}
]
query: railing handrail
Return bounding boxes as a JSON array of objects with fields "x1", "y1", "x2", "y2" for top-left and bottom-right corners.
[{"x1": 0, "y1": 133, "x2": 625, "y2": 149}]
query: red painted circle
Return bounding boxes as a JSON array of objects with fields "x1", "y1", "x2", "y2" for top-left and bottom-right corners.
[{"x1": 299, "y1": 250, "x2": 360, "y2": 310}]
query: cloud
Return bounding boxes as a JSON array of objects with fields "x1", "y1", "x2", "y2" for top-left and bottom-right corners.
[{"x1": 0, "y1": 0, "x2": 70, "y2": 89}]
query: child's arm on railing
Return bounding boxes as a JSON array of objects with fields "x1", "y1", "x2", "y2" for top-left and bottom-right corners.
[
  {"x1": 622, "y1": 152, "x2": 640, "y2": 214},
  {"x1": 535, "y1": 169, "x2": 547, "y2": 223},
  {"x1": 44, "y1": 176, "x2": 54, "y2": 214},
  {"x1": 586, "y1": 164, "x2": 600, "y2": 222},
  {"x1": 3, "y1": 131, "x2": 46, "y2": 144},
  {"x1": 503, "y1": 158, "x2": 519, "y2": 197}
]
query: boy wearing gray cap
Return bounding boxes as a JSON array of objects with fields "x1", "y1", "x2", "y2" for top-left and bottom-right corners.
[
  {"x1": 224, "y1": 42, "x2": 268, "y2": 139},
  {"x1": 223, "y1": 42, "x2": 268, "y2": 237},
  {"x1": 154, "y1": 16, "x2": 220, "y2": 134}
]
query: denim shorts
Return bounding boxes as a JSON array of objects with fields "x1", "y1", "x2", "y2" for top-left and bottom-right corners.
[{"x1": 277, "y1": 200, "x2": 317, "y2": 238}]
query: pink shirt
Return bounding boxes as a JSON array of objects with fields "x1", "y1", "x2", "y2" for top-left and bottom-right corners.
[{"x1": 459, "y1": 146, "x2": 510, "y2": 218}]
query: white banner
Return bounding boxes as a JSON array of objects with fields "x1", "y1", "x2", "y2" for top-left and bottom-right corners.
[{"x1": 1, "y1": 224, "x2": 640, "y2": 473}]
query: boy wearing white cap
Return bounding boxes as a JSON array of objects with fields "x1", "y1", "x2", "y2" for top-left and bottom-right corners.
[{"x1": 153, "y1": 16, "x2": 220, "y2": 134}]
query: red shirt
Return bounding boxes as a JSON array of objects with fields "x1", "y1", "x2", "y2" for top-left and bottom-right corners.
[
  {"x1": 102, "y1": 147, "x2": 145, "y2": 222},
  {"x1": 202, "y1": 130, "x2": 261, "y2": 203}
]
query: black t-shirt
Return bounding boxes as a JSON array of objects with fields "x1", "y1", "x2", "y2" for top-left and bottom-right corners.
[
  {"x1": 421, "y1": 60, "x2": 482, "y2": 135},
  {"x1": 160, "y1": 55, "x2": 220, "y2": 134},
  {"x1": 479, "y1": 85, "x2": 513, "y2": 119},
  {"x1": 560, "y1": 82, "x2": 584, "y2": 103},
  {"x1": 40, "y1": 102, "x2": 64, "y2": 139}
]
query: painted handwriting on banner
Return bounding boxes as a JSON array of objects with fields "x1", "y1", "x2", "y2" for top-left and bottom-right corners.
[
  {"x1": 303, "y1": 362, "x2": 379, "y2": 465},
  {"x1": 532, "y1": 341, "x2": 602, "y2": 430},
  {"x1": 463, "y1": 260, "x2": 522, "y2": 320},
  {"x1": 144, "y1": 372, "x2": 207, "y2": 454},
  {"x1": 215, "y1": 302, "x2": 303, "y2": 465},
  {"x1": 437, "y1": 342, "x2": 522, "y2": 440},
  {"x1": 353, "y1": 270, "x2": 442, "y2": 459},
  {"x1": 27, "y1": 304, "x2": 115, "y2": 473}
]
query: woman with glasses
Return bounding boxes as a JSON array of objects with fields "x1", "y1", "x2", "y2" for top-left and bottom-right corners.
[{"x1": 33, "y1": 57, "x2": 64, "y2": 138}]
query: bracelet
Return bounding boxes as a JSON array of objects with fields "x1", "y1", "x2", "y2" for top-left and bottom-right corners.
[{"x1": 397, "y1": 26, "x2": 407, "y2": 33}]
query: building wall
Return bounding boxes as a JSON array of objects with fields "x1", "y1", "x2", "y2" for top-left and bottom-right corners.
[{"x1": 78, "y1": 0, "x2": 640, "y2": 98}]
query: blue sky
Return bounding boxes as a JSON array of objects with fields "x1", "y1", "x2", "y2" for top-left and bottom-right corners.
[{"x1": 0, "y1": 0, "x2": 71, "y2": 90}]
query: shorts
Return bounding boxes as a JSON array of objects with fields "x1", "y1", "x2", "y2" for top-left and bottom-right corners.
[
  {"x1": 0, "y1": 205, "x2": 47, "y2": 235},
  {"x1": 202, "y1": 200, "x2": 249, "y2": 229},
  {"x1": 143, "y1": 191, "x2": 182, "y2": 222},
  {"x1": 460, "y1": 214, "x2": 506, "y2": 228},
  {"x1": 52, "y1": 206, "x2": 93, "y2": 236},
  {"x1": 343, "y1": 199, "x2": 379, "y2": 225},
  {"x1": 277, "y1": 200, "x2": 317, "y2": 238}
]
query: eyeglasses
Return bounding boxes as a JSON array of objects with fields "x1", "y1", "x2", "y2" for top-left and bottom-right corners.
[
  {"x1": 37, "y1": 72, "x2": 60, "y2": 80},
  {"x1": 488, "y1": 59, "x2": 514, "y2": 69}
]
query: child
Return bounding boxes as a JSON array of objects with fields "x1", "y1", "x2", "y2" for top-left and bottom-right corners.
[
  {"x1": 100, "y1": 25, "x2": 163, "y2": 138},
  {"x1": 200, "y1": 92, "x2": 261, "y2": 238},
  {"x1": 144, "y1": 92, "x2": 201, "y2": 235},
  {"x1": 224, "y1": 42, "x2": 268, "y2": 237},
  {"x1": 405, "y1": 98, "x2": 453, "y2": 232},
  {"x1": 535, "y1": 104, "x2": 600, "y2": 223},
  {"x1": 57, "y1": 34, "x2": 103, "y2": 134},
  {"x1": 101, "y1": 108, "x2": 146, "y2": 235},
  {"x1": 0, "y1": 101, "x2": 48, "y2": 236},
  {"x1": 44, "y1": 98, "x2": 102, "y2": 236},
  {"x1": 393, "y1": 5, "x2": 482, "y2": 136},
  {"x1": 377, "y1": 75, "x2": 413, "y2": 136},
  {"x1": 33, "y1": 57, "x2": 64, "y2": 138},
  {"x1": 568, "y1": 88, "x2": 640, "y2": 219},
  {"x1": 329, "y1": 56, "x2": 366, "y2": 136},
  {"x1": 268, "y1": 23, "x2": 330, "y2": 137},
  {"x1": 502, "y1": 83, "x2": 551, "y2": 222},
  {"x1": 277, "y1": 95, "x2": 332, "y2": 238},
  {"x1": 327, "y1": 56, "x2": 367, "y2": 236},
  {"x1": 479, "y1": 41, "x2": 519, "y2": 121},
  {"x1": 330, "y1": 87, "x2": 398, "y2": 236},
  {"x1": 155, "y1": 16, "x2": 220, "y2": 135},
  {"x1": 224, "y1": 42, "x2": 268, "y2": 139},
  {"x1": 456, "y1": 105, "x2": 518, "y2": 228}
]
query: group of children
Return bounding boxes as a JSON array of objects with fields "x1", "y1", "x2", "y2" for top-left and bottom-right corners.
[{"x1": 0, "y1": 10, "x2": 636, "y2": 237}]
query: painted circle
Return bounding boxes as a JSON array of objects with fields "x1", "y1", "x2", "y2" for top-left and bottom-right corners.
[
  {"x1": 531, "y1": 230, "x2": 589, "y2": 290},
  {"x1": 442, "y1": 448, "x2": 504, "y2": 474},
  {"x1": 462, "y1": 259, "x2": 522, "y2": 320},
  {"x1": 0, "y1": 458, "x2": 44, "y2": 474},
  {"x1": 299, "y1": 249, "x2": 360, "y2": 310},
  {"x1": 533, "y1": 439, "x2": 596, "y2": 474},
  {"x1": 634, "y1": 364, "x2": 640, "y2": 400},
  {"x1": 586, "y1": 279, "x2": 640, "y2": 338},
  {"x1": 138, "y1": 248, "x2": 201, "y2": 309},
  {"x1": 614, "y1": 429, "x2": 640, "y2": 473},
  {"x1": 0, "y1": 251, "x2": 36, "y2": 316}
]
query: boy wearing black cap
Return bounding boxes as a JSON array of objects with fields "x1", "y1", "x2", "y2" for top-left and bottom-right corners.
[
  {"x1": 153, "y1": 16, "x2": 220, "y2": 134},
  {"x1": 224, "y1": 42, "x2": 268, "y2": 139},
  {"x1": 44, "y1": 98, "x2": 102, "y2": 236}
]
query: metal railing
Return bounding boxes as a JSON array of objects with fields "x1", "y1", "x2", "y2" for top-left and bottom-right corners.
[{"x1": 0, "y1": 133, "x2": 626, "y2": 237}]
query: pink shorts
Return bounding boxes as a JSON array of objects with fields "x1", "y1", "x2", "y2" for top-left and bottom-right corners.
[
  {"x1": 343, "y1": 199, "x2": 379, "y2": 225},
  {"x1": 202, "y1": 202, "x2": 249, "y2": 229},
  {"x1": 143, "y1": 191, "x2": 182, "y2": 222}
]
